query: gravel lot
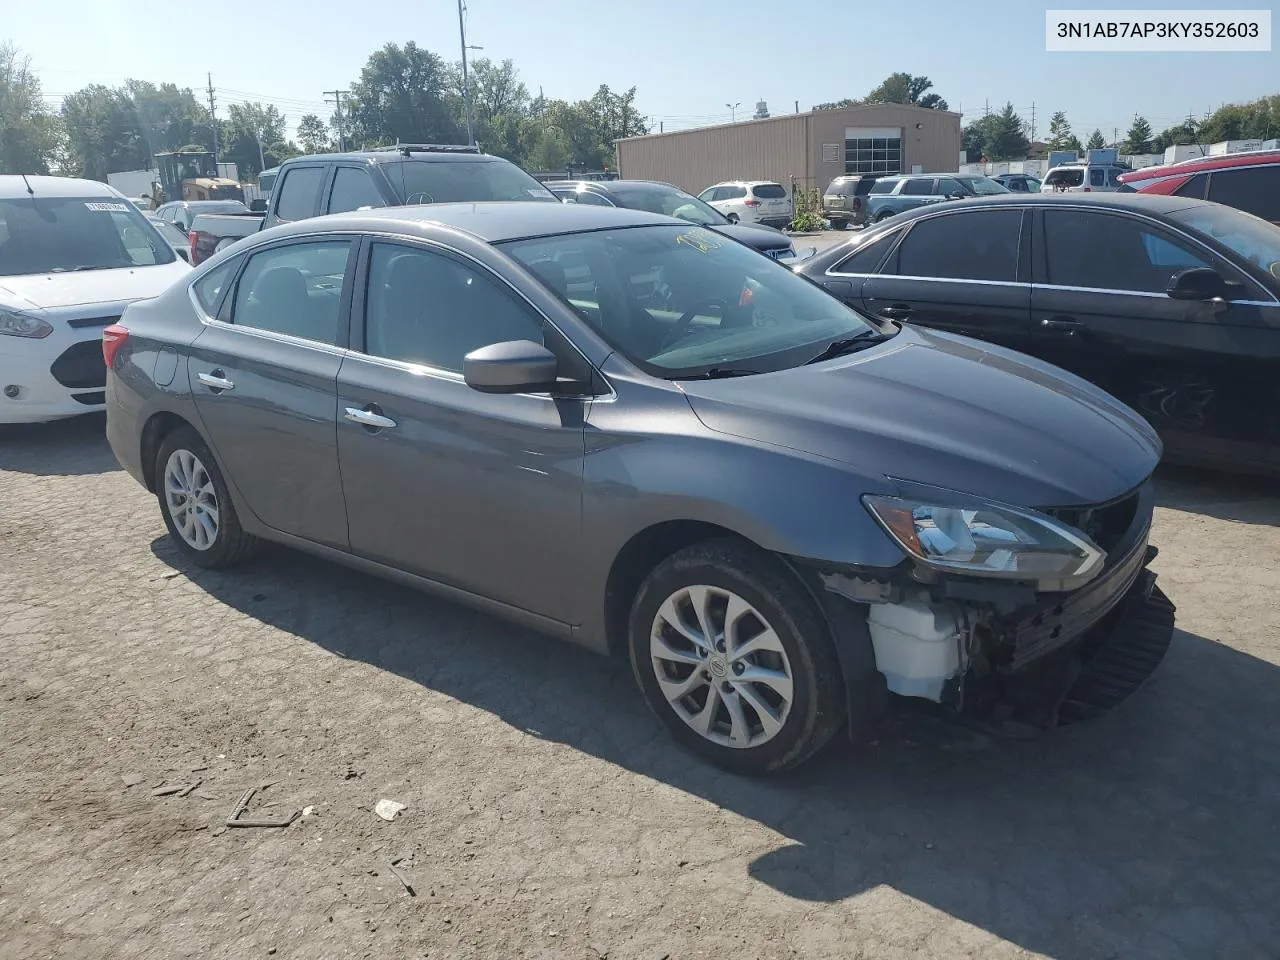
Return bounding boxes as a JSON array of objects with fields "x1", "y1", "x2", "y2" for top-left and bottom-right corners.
[{"x1": 2, "y1": 414, "x2": 1278, "y2": 960}]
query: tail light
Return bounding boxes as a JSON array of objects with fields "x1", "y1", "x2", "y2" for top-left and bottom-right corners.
[
  {"x1": 852, "y1": 197, "x2": 863, "y2": 210},
  {"x1": 743, "y1": 198, "x2": 761, "y2": 207},
  {"x1": 102, "y1": 324, "x2": 129, "y2": 369},
  {"x1": 1082, "y1": 187, "x2": 1092, "y2": 192},
  {"x1": 188, "y1": 230, "x2": 201, "y2": 263}
]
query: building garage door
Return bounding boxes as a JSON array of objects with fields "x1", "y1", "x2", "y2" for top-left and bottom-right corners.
[{"x1": 845, "y1": 127, "x2": 902, "y2": 175}]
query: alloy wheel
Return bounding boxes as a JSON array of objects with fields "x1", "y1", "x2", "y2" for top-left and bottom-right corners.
[
  {"x1": 649, "y1": 584, "x2": 795, "y2": 748},
  {"x1": 163, "y1": 448, "x2": 220, "y2": 551}
]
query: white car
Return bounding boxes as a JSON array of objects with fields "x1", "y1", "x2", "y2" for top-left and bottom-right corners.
[
  {"x1": 0, "y1": 176, "x2": 191, "y2": 424},
  {"x1": 1041, "y1": 161, "x2": 1130, "y2": 193},
  {"x1": 697, "y1": 180, "x2": 793, "y2": 228}
]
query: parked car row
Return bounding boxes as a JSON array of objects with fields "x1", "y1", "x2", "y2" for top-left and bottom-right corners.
[{"x1": 822, "y1": 173, "x2": 1011, "y2": 227}]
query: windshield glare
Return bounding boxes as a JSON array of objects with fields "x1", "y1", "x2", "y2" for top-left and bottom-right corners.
[
  {"x1": 385, "y1": 159, "x2": 558, "y2": 204},
  {"x1": 503, "y1": 225, "x2": 879, "y2": 377},
  {"x1": 1170, "y1": 204, "x2": 1280, "y2": 281},
  {"x1": 611, "y1": 185, "x2": 726, "y2": 226},
  {"x1": 0, "y1": 197, "x2": 176, "y2": 276}
]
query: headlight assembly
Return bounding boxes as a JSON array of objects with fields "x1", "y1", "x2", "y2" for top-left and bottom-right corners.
[
  {"x1": 0, "y1": 309, "x2": 54, "y2": 339},
  {"x1": 863, "y1": 491, "x2": 1106, "y2": 590}
]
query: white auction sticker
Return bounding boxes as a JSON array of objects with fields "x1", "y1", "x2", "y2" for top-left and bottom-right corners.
[
  {"x1": 84, "y1": 202, "x2": 130, "y2": 212},
  {"x1": 1046, "y1": 9, "x2": 1271, "y2": 51}
]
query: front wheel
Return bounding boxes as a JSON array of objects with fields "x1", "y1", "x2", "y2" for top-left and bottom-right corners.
[
  {"x1": 629, "y1": 539, "x2": 846, "y2": 775},
  {"x1": 874, "y1": 210, "x2": 895, "y2": 223},
  {"x1": 155, "y1": 426, "x2": 260, "y2": 568}
]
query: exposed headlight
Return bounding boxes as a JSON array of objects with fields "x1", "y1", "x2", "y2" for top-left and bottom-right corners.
[
  {"x1": 0, "y1": 308, "x2": 54, "y2": 339},
  {"x1": 863, "y1": 491, "x2": 1106, "y2": 590}
]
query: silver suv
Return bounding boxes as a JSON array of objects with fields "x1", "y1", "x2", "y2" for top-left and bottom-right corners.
[{"x1": 865, "y1": 173, "x2": 1010, "y2": 223}]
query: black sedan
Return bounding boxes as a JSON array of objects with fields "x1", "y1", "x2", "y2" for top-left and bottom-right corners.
[
  {"x1": 797, "y1": 193, "x2": 1280, "y2": 477},
  {"x1": 546, "y1": 179, "x2": 815, "y2": 264}
]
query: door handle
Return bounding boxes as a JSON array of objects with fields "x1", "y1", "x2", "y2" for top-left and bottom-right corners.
[
  {"x1": 879, "y1": 304, "x2": 912, "y2": 320},
  {"x1": 344, "y1": 406, "x2": 397, "y2": 430},
  {"x1": 197, "y1": 371, "x2": 235, "y2": 392},
  {"x1": 1040, "y1": 316, "x2": 1083, "y2": 334}
]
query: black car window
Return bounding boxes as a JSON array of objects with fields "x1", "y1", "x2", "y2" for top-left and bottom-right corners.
[
  {"x1": 869, "y1": 179, "x2": 898, "y2": 194},
  {"x1": 751, "y1": 184, "x2": 787, "y2": 199},
  {"x1": 382, "y1": 158, "x2": 557, "y2": 204},
  {"x1": 900, "y1": 179, "x2": 934, "y2": 196},
  {"x1": 1208, "y1": 166, "x2": 1280, "y2": 222},
  {"x1": 231, "y1": 240, "x2": 352, "y2": 344},
  {"x1": 192, "y1": 258, "x2": 237, "y2": 314},
  {"x1": 274, "y1": 167, "x2": 324, "y2": 221},
  {"x1": 723, "y1": 186, "x2": 746, "y2": 200},
  {"x1": 892, "y1": 210, "x2": 1021, "y2": 282},
  {"x1": 1089, "y1": 168, "x2": 1106, "y2": 187},
  {"x1": 362, "y1": 242, "x2": 545, "y2": 373},
  {"x1": 327, "y1": 167, "x2": 383, "y2": 215},
  {"x1": 567, "y1": 191, "x2": 613, "y2": 207},
  {"x1": 1045, "y1": 168, "x2": 1084, "y2": 189},
  {"x1": 1042, "y1": 210, "x2": 1212, "y2": 293},
  {"x1": 832, "y1": 229, "x2": 901, "y2": 274},
  {"x1": 1173, "y1": 173, "x2": 1208, "y2": 199},
  {"x1": 935, "y1": 177, "x2": 966, "y2": 196}
]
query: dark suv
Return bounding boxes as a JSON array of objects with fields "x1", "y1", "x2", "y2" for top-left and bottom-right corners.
[
  {"x1": 822, "y1": 175, "x2": 881, "y2": 229},
  {"x1": 187, "y1": 144, "x2": 558, "y2": 262}
]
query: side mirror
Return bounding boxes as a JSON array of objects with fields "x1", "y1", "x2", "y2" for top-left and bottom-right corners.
[
  {"x1": 945, "y1": 191, "x2": 965, "y2": 200},
  {"x1": 1167, "y1": 266, "x2": 1228, "y2": 301},
  {"x1": 463, "y1": 340, "x2": 559, "y2": 394},
  {"x1": 249, "y1": 198, "x2": 267, "y2": 212}
]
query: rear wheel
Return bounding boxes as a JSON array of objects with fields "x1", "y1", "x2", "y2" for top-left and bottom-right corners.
[
  {"x1": 726, "y1": 213, "x2": 740, "y2": 224},
  {"x1": 155, "y1": 426, "x2": 259, "y2": 568},
  {"x1": 629, "y1": 539, "x2": 846, "y2": 775},
  {"x1": 875, "y1": 209, "x2": 895, "y2": 223}
]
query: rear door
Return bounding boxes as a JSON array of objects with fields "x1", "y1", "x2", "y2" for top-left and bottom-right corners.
[
  {"x1": 268, "y1": 164, "x2": 326, "y2": 226},
  {"x1": 324, "y1": 164, "x2": 387, "y2": 215},
  {"x1": 1206, "y1": 165, "x2": 1280, "y2": 225},
  {"x1": 1029, "y1": 206, "x2": 1279, "y2": 469},
  {"x1": 188, "y1": 236, "x2": 356, "y2": 547},
  {"x1": 861, "y1": 207, "x2": 1031, "y2": 344},
  {"x1": 335, "y1": 239, "x2": 589, "y2": 622}
]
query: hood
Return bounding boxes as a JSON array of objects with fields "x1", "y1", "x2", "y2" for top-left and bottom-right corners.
[
  {"x1": 679, "y1": 325, "x2": 1161, "y2": 507},
  {"x1": 709, "y1": 222, "x2": 791, "y2": 252},
  {"x1": 0, "y1": 260, "x2": 191, "y2": 311}
]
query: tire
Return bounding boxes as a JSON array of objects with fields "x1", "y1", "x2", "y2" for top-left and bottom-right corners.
[
  {"x1": 628, "y1": 539, "x2": 846, "y2": 775},
  {"x1": 155, "y1": 426, "x2": 260, "y2": 568},
  {"x1": 726, "y1": 213, "x2": 740, "y2": 224},
  {"x1": 830, "y1": 219, "x2": 849, "y2": 230},
  {"x1": 875, "y1": 210, "x2": 895, "y2": 223}
]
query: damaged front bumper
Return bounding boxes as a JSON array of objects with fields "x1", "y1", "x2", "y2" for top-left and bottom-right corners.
[{"x1": 813, "y1": 480, "x2": 1176, "y2": 731}]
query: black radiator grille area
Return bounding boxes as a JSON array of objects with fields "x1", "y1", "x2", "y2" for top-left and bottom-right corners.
[{"x1": 1043, "y1": 489, "x2": 1140, "y2": 554}]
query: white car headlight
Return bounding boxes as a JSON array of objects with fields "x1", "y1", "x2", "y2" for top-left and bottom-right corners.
[
  {"x1": 863, "y1": 491, "x2": 1106, "y2": 590},
  {"x1": 0, "y1": 308, "x2": 54, "y2": 339}
]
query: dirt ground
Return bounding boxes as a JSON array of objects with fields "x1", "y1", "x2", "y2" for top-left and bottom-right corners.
[{"x1": 1, "y1": 414, "x2": 1277, "y2": 960}]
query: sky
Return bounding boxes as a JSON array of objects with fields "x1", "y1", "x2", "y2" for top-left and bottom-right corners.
[{"x1": 8, "y1": 0, "x2": 1278, "y2": 144}]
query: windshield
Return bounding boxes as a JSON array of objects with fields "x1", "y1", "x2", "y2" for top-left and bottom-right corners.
[
  {"x1": 1169, "y1": 203, "x2": 1280, "y2": 282},
  {"x1": 383, "y1": 158, "x2": 558, "y2": 204},
  {"x1": 0, "y1": 196, "x2": 177, "y2": 276},
  {"x1": 961, "y1": 177, "x2": 1011, "y2": 196},
  {"x1": 609, "y1": 183, "x2": 727, "y2": 226},
  {"x1": 502, "y1": 225, "x2": 880, "y2": 377}
]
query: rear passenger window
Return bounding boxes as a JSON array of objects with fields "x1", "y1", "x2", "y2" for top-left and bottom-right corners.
[
  {"x1": 1173, "y1": 173, "x2": 1208, "y2": 199},
  {"x1": 327, "y1": 167, "x2": 383, "y2": 215},
  {"x1": 1208, "y1": 167, "x2": 1280, "y2": 222},
  {"x1": 192, "y1": 259, "x2": 237, "y2": 314},
  {"x1": 869, "y1": 179, "x2": 898, "y2": 194},
  {"x1": 833, "y1": 229, "x2": 901, "y2": 274},
  {"x1": 752, "y1": 183, "x2": 787, "y2": 199},
  {"x1": 900, "y1": 179, "x2": 934, "y2": 196},
  {"x1": 231, "y1": 241, "x2": 353, "y2": 345},
  {"x1": 1090, "y1": 168, "x2": 1106, "y2": 187},
  {"x1": 893, "y1": 210, "x2": 1021, "y2": 282},
  {"x1": 273, "y1": 167, "x2": 324, "y2": 221}
]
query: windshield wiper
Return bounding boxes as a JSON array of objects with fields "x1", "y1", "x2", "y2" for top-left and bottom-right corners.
[
  {"x1": 804, "y1": 329, "x2": 892, "y2": 365},
  {"x1": 51, "y1": 265, "x2": 107, "y2": 273},
  {"x1": 680, "y1": 366, "x2": 763, "y2": 380}
]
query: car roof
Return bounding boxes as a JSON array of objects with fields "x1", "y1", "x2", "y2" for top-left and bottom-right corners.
[
  {"x1": 552, "y1": 179, "x2": 682, "y2": 195},
  {"x1": 706, "y1": 180, "x2": 782, "y2": 187},
  {"x1": 1121, "y1": 149, "x2": 1280, "y2": 183},
  {"x1": 0, "y1": 175, "x2": 121, "y2": 199},
  {"x1": 868, "y1": 192, "x2": 1207, "y2": 221},
  {"x1": 283, "y1": 149, "x2": 503, "y2": 167},
  {"x1": 263, "y1": 200, "x2": 679, "y2": 244}
]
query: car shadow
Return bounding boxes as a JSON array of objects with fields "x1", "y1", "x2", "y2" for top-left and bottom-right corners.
[
  {"x1": 152, "y1": 536, "x2": 1279, "y2": 960},
  {"x1": 1154, "y1": 463, "x2": 1280, "y2": 527},
  {"x1": 0, "y1": 413, "x2": 120, "y2": 477}
]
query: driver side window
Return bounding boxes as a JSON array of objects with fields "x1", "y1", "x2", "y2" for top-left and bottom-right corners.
[{"x1": 362, "y1": 242, "x2": 545, "y2": 372}]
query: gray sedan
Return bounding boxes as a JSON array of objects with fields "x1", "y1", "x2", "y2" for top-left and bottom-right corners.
[{"x1": 104, "y1": 203, "x2": 1174, "y2": 774}]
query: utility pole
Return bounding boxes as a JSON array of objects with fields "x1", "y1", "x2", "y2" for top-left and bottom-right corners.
[
  {"x1": 324, "y1": 89, "x2": 349, "y2": 151},
  {"x1": 795, "y1": 100, "x2": 799, "y2": 114},
  {"x1": 984, "y1": 98, "x2": 989, "y2": 120},
  {"x1": 1030, "y1": 101, "x2": 1036, "y2": 142},
  {"x1": 206, "y1": 73, "x2": 219, "y2": 161},
  {"x1": 458, "y1": 0, "x2": 476, "y2": 146}
]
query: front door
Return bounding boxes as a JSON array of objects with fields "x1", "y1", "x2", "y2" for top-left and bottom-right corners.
[
  {"x1": 336, "y1": 240, "x2": 588, "y2": 623},
  {"x1": 188, "y1": 237, "x2": 356, "y2": 547},
  {"x1": 861, "y1": 207, "x2": 1033, "y2": 350},
  {"x1": 1029, "y1": 207, "x2": 1280, "y2": 471}
]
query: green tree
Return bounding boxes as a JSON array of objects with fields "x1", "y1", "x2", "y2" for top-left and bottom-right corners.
[
  {"x1": 296, "y1": 113, "x2": 332, "y2": 154},
  {"x1": 962, "y1": 116, "x2": 995, "y2": 161},
  {"x1": 864, "y1": 72, "x2": 949, "y2": 110},
  {"x1": 221, "y1": 101, "x2": 289, "y2": 178},
  {"x1": 124, "y1": 79, "x2": 214, "y2": 157},
  {"x1": 1045, "y1": 110, "x2": 1074, "y2": 150},
  {"x1": 346, "y1": 42, "x2": 460, "y2": 147},
  {"x1": 526, "y1": 124, "x2": 571, "y2": 172},
  {"x1": 1122, "y1": 115, "x2": 1154, "y2": 154},
  {"x1": 1086, "y1": 128, "x2": 1106, "y2": 150},
  {"x1": 60, "y1": 84, "x2": 149, "y2": 179},
  {"x1": 984, "y1": 102, "x2": 1029, "y2": 160},
  {"x1": 0, "y1": 42, "x2": 59, "y2": 174}
]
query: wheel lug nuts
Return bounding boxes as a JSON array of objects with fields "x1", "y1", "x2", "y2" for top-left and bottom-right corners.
[{"x1": 732, "y1": 662, "x2": 744, "y2": 675}]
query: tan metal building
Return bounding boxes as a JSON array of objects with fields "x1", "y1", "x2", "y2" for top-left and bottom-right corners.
[{"x1": 615, "y1": 103, "x2": 962, "y2": 195}]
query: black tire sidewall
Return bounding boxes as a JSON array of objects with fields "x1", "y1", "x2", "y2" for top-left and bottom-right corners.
[
  {"x1": 154, "y1": 427, "x2": 242, "y2": 568},
  {"x1": 628, "y1": 543, "x2": 843, "y2": 775}
]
